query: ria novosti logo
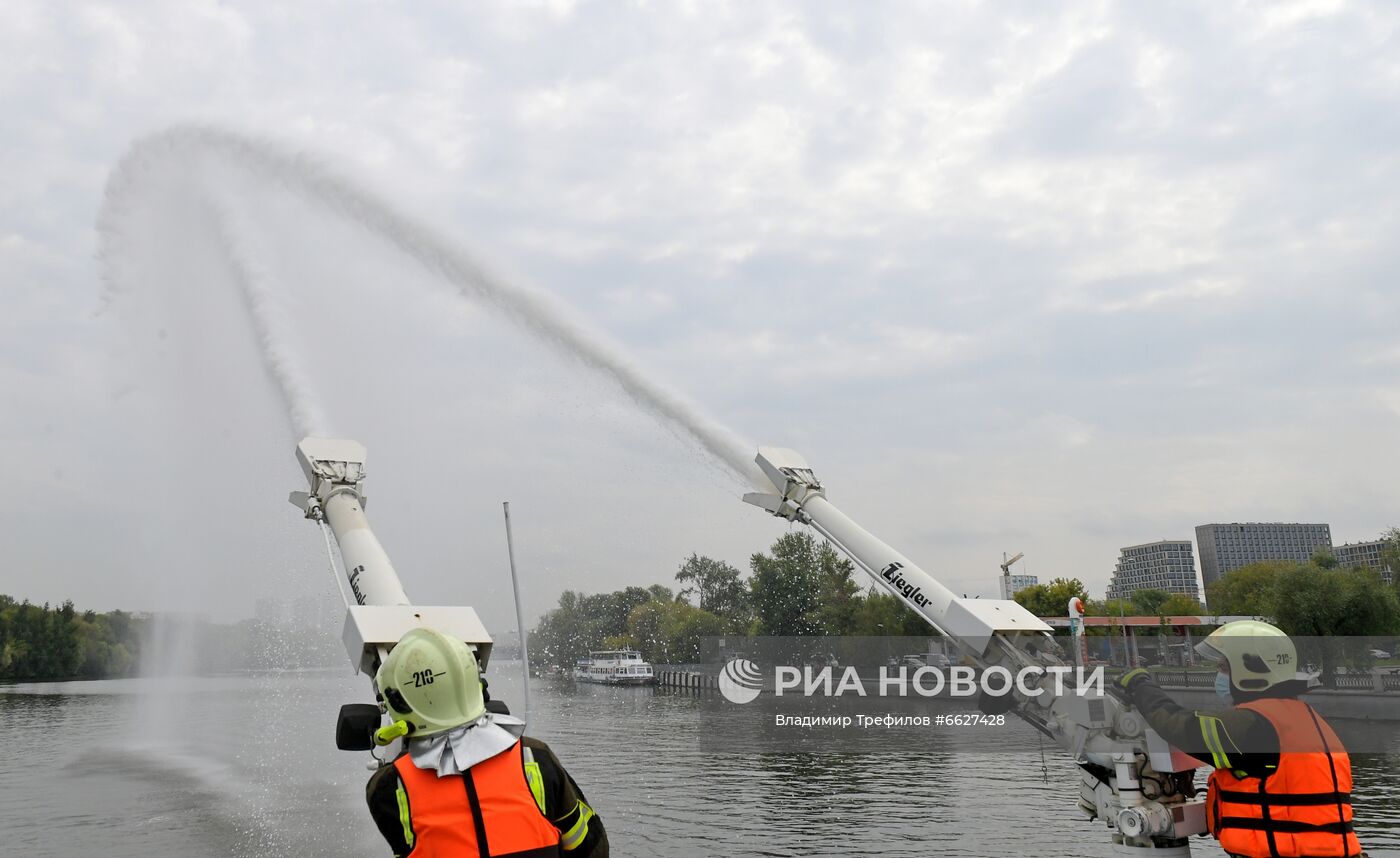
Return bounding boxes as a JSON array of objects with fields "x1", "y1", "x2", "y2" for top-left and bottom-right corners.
[
  {"x1": 718, "y1": 658, "x2": 764, "y2": 704},
  {"x1": 716, "y1": 660, "x2": 1104, "y2": 704}
]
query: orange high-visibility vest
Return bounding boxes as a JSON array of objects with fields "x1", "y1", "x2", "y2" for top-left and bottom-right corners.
[
  {"x1": 1206, "y1": 698, "x2": 1362, "y2": 858},
  {"x1": 394, "y1": 739, "x2": 561, "y2": 858}
]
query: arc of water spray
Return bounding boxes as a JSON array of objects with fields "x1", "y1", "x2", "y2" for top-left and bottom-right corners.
[
  {"x1": 205, "y1": 193, "x2": 330, "y2": 440},
  {"x1": 98, "y1": 124, "x2": 765, "y2": 488},
  {"x1": 201, "y1": 191, "x2": 352, "y2": 611}
]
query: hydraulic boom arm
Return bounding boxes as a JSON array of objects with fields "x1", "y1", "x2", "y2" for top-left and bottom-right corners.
[
  {"x1": 743, "y1": 447, "x2": 1206, "y2": 856},
  {"x1": 289, "y1": 438, "x2": 492, "y2": 682}
]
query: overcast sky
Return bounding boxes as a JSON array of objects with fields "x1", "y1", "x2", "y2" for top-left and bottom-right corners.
[{"x1": 4, "y1": 1, "x2": 1399, "y2": 634}]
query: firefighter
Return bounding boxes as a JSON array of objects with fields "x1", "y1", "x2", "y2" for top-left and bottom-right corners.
[
  {"x1": 1115, "y1": 620, "x2": 1365, "y2": 858},
  {"x1": 365, "y1": 627, "x2": 608, "y2": 857}
]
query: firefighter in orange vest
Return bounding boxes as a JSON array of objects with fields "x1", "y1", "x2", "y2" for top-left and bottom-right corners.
[
  {"x1": 1115, "y1": 621, "x2": 1365, "y2": 858},
  {"x1": 365, "y1": 628, "x2": 608, "y2": 857}
]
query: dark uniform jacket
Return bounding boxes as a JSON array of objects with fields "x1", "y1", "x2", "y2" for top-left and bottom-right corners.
[
  {"x1": 1128, "y1": 681, "x2": 1284, "y2": 775},
  {"x1": 367, "y1": 735, "x2": 608, "y2": 858}
]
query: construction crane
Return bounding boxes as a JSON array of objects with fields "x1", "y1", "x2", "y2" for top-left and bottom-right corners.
[
  {"x1": 743, "y1": 447, "x2": 1205, "y2": 856},
  {"x1": 1000, "y1": 550, "x2": 1025, "y2": 598}
]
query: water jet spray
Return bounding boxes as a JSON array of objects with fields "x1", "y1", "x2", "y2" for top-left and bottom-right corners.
[{"x1": 100, "y1": 124, "x2": 765, "y2": 489}]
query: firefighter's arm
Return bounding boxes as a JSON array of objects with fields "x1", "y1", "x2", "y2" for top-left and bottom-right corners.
[
  {"x1": 365, "y1": 765, "x2": 415, "y2": 858},
  {"x1": 1117, "y1": 669, "x2": 1277, "y2": 773},
  {"x1": 523, "y1": 737, "x2": 608, "y2": 857}
]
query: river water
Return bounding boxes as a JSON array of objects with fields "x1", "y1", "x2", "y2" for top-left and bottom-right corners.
[{"x1": 3, "y1": 666, "x2": 1397, "y2": 857}]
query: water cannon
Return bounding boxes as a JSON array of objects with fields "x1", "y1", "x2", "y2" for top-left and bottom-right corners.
[
  {"x1": 743, "y1": 446, "x2": 1207, "y2": 855},
  {"x1": 743, "y1": 446, "x2": 825, "y2": 521},
  {"x1": 290, "y1": 438, "x2": 494, "y2": 753},
  {"x1": 744, "y1": 447, "x2": 1046, "y2": 653},
  {"x1": 290, "y1": 438, "x2": 409, "y2": 611}
]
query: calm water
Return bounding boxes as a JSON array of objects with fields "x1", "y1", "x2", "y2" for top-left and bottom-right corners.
[{"x1": 3, "y1": 667, "x2": 1397, "y2": 857}]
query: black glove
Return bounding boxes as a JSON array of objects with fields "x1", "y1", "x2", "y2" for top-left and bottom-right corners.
[{"x1": 1109, "y1": 667, "x2": 1153, "y2": 703}]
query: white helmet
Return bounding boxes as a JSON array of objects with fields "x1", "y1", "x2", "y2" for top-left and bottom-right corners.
[
  {"x1": 1194, "y1": 620, "x2": 1297, "y2": 693},
  {"x1": 375, "y1": 627, "x2": 486, "y2": 738}
]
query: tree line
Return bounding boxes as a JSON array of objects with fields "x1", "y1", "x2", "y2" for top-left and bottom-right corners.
[
  {"x1": 1011, "y1": 552, "x2": 1400, "y2": 681},
  {"x1": 0, "y1": 596, "x2": 144, "y2": 680},
  {"x1": 534, "y1": 532, "x2": 1400, "y2": 670},
  {"x1": 1205, "y1": 552, "x2": 1400, "y2": 678},
  {"x1": 1010, "y1": 549, "x2": 1400, "y2": 639},
  {"x1": 1012, "y1": 578, "x2": 1209, "y2": 620},
  {"x1": 532, "y1": 531, "x2": 932, "y2": 667},
  {"x1": 0, "y1": 595, "x2": 348, "y2": 681}
]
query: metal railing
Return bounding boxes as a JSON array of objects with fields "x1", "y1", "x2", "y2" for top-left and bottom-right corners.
[
  {"x1": 1331, "y1": 673, "x2": 1378, "y2": 690},
  {"x1": 1145, "y1": 668, "x2": 1397, "y2": 693},
  {"x1": 1147, "y1": 670, "x2": 1218, "y2": 689}
]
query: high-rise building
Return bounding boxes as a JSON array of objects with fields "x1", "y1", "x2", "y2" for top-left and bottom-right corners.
[
  {"x1": 1106, "y1": 540, "x2": 1200, "y2": 602},
  {"x1": 1333, "y1": 537, "x2": 1396, "y2": 584},
  {"x1": 1195, "y1": 523, "x2": 1332, "y2": 592},
  {"x1": 999, "y1": 574, "x2": 1038, "y2": 599}
]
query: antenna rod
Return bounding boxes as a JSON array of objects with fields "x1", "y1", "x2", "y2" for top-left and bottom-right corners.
[{"x1": 503, "y1": 501, "x2": 532, "y2": 722}]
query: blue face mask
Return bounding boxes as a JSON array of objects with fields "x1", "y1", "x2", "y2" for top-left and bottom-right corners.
[{"x1": 1215, "y1": 671, "x2": 1232, "y2": 704}]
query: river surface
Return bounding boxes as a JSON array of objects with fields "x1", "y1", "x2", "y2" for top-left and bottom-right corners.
[{"x1": 3, "y1": 666, "x2": 1397, "y2": 857}]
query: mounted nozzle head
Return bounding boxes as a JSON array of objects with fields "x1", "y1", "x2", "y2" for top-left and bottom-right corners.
[
  {"x1": 742, "y1": 447, "x2": 825, "y2": 522},
  {"x1": 289, "y1": 437, "x2": 369, "y2": 519}
]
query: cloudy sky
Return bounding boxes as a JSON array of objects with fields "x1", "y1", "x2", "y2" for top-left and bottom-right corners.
[{"x1": 4, "y1": 0, "x2": 1399, "y2": 634}]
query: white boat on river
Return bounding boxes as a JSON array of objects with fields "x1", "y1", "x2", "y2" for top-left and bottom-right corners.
[{"x1": 574, "y1": 650, "x2": 655, "y2": 685}]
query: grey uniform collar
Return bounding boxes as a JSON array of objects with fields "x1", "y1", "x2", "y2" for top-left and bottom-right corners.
[{"x1": 406, "y1": 713, "x2": 526, "y2": 776}]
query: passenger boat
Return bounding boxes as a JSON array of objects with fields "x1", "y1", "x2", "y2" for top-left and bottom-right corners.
[{"x1": 574, "y1": 650, "x2": 655, "y2": 685}]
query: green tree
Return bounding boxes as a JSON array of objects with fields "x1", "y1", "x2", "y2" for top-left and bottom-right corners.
[
  {"x1": 749, "y1": 532, "x2": 825, "y2": 636},
  {"x1": 533, "y1": 585, "x2": 686, "y2": 666},
  {"x1": 1272, "y1": 566, "x2": 1400, "y2": 684},
  {"x1": 0, "y1": 596, "x2": 144, "y2": 680},
  {"x1": 658, "y1": 601, "x2": 726, "y2": 663},
  {"x1": 675, "y1": 554, "x2": 748, "y2": 622},
  {"x1": 816, "y1": 543, "x2": 860, "y2": 635},
  {"x1": 1205, "y1": 560, "x2": 1293, "y2": 616},
  {"x1": 1335, "y1": 569, "x2": 1400, "y2": 638},
  {"x1": 1157, "y1": 593, "x2": 1206, "y2": 616},
  {"x1": 1311, "y1": 548, "x2": 1338, "y2": 570},
  {"x1": 54, "y1": 600, "x2": 82, "y2": 677},
  {"x1": 1270, "y1": 565, "x2": 1346, "y2": 684},
  {"x1": 596, "y1": 587, "x2": 655, "y2": 635},
  {"x1": 532, "y1": 590, "x2": 594, "y2": 666},
  {"x1": 626, "y1": 601, "x2": 668, "y2": 661},
  {"x1": 1380, "y1": 527, "x2": 1400, "y2": 583},
  {"x1": 626, "y1": 600, "x2": 725, "y2": 664},
  {"x1": 1085, "y1": 598, "x2": 1130, "y2": 618},
  {"x1": 851, "y1": 589, "x2": 930, "y2": 636},
  {"x1": 1130, "y1": 589, "x2": 1171, "y2": 615},
  {"x1": 1014, "y1": 578, "x2": 1088, "y2": 618},
  {"x1": 601, "y1": 634, "x2": 637, "y2": 650}
]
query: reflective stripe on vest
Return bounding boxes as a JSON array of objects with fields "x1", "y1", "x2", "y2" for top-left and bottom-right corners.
[
  {"x1": 395, "y1": 739, "x2": 562, "y2": 858},
  {"x1": 1206, "y1": 698, "x2": 1362, "y2": 858},
  {"x1": 395, "y1": 780, "x2": 415, "y2": 850},
  {"x1": 523, "y1": 747, "x2": 547, "y2": 815},
  {"x1": 558, "y1": 800, "x2": 594, "y2": 852}
]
